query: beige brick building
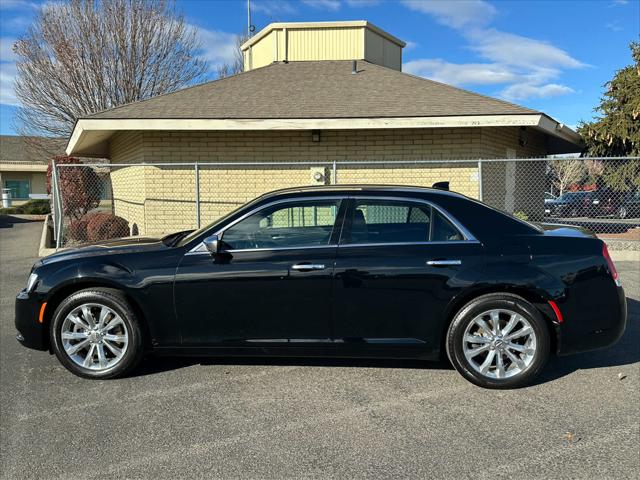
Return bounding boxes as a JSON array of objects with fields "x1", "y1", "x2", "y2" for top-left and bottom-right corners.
[
  {"x1": 65, "y1": 21, "x2": 582, "y2": 236},
  {"x1": 1, "y1": 136, "x2": 65, "y2": 206}
]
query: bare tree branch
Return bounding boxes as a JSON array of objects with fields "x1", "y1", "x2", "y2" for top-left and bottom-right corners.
[
  {"x1": 216, "y1": 34, "x2": 246, "y2": 79},
  {"x1": 13, "y1": 0, "x2": 208, "y2": 138}
]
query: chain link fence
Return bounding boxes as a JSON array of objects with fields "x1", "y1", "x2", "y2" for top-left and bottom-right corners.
[{"x1": 50, "y1": 157, "x2": 640, "y2": 248}]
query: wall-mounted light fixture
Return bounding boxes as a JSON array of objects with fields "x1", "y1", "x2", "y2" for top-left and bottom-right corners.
[
  {"x1": 518, "y1": 126, "x2": 528, "y2": 147},
  {"x1": 311, "y1": 129, "x2": 321, "y2": 142}
]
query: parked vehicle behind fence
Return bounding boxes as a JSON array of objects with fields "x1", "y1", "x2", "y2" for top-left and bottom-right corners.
[
  {"x1": 16, "y1": 185, "x2": 627, "y2": 389},
  {"x1": 618, "y1": 190, "x2": 640, "y2": 219},
  {"x1": 544, "y1": 191, "x2": 598, "y2": 218}
]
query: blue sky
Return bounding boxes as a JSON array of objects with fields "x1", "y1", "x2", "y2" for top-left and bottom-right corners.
[{"x1": 1, "y1": 0, "x2": 639, "y2": 136}]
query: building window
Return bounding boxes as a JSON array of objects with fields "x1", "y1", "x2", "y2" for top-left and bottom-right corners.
[{"x1": 4, "y1": 180, "x2": 30, "y2": 199}]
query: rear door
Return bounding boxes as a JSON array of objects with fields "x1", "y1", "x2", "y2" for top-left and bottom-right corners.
[{"x1": 331, "y1": 197, "x2": 484, "y2": 354}]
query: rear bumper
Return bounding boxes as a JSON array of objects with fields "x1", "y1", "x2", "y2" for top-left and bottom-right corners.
[
  {"x1": 15, "y1": 289, "x2": 48, "y2": 351},
  {"x1": 557, "y1": 286, "x2": 627, "y2": 355}
]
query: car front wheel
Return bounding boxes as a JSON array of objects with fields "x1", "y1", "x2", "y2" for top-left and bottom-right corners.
[
  {"x1": 619, "y1": 206, "x2": 627, "y2": 219},
  {"x1": 446, "y1": 293, "x2": 550, "y2": 389},
  {"x1": 50, "y1": 288, "x2": 144, "y2": 379}
]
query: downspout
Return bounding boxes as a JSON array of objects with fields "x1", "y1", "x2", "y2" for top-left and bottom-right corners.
[{"x1": 284, "y1": 27, "x2": 288, "y2": 63}]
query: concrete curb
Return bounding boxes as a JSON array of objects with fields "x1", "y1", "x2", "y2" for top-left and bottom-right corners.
[
  {"x1": 7, "y1": 214, "x2": 48, "y2": 221},
  {"x1": 38, "y1": 215, "x2": 60, "y2": 258}
]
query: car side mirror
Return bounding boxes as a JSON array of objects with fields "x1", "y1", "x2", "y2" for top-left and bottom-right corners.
[{"x1": 203, "y1": 234, "x2": 221, "y2": 255}]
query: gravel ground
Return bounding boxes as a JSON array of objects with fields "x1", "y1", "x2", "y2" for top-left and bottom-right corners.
[{"x1": 1, "y1": 217, "x2": 638, "y2": 480}]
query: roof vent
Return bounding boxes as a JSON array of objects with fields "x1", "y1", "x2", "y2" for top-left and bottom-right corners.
[{"x1": 352, "y1": 60, "x2": 357, "y2": 74}]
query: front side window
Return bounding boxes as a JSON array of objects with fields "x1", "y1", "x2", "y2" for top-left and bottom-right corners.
[
  {"x1": 222, "y1": 199, "x2": 341, "y2": 250},
  {"x1": 342, "y1": 199, "x2": 464, "y2": 245}
]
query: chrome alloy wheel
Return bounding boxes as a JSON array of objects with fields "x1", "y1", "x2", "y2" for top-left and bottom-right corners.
[
  {"x1": 60, "y1": 303, "x2": 129, "y2": 371},
  {"x1": 462, "y1": 309, "x2": 537, "y2": 379}
]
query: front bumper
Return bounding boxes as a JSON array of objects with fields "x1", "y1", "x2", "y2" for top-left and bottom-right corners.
[{"x1": 15, "y1": 289, "x2": 49, "y2": 351}]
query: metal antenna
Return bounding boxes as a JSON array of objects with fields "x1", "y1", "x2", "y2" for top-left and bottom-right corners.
[{"x1": 247, "y1": 0, "x2": 253, "y2": 38}]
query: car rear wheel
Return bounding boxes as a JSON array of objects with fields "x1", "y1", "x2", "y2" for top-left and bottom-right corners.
[
  {"x1": 446, "y1": 294, "x2": 550, "y2": 389},
  {"x1": 50, "y1": 288, "x2": 144, "y2": 379}
]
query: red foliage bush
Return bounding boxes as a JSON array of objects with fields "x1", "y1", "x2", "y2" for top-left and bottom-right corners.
[
  {"x1": 86, "y1": 213, "x2": 129, "y2": 241},
  {"x1": 47, "y1": 156, "x2": 101, "y2": 220},
  {"x1": 67, "y1": 217, "x2": 90, "y2": 242}
]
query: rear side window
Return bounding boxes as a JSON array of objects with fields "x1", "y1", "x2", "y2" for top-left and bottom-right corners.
[{"x1": 342, "y1": 199, "x2": 464, "y2": 245}]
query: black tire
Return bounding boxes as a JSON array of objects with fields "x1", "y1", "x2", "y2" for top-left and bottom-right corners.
[
  {"x1": 50, "y1": 288, "x2": 144, "y2": 379},
  {"x1": 570, "y1": 207, "x2": 579, "y2": 217},
  {"x1": 619, "y1": 206, "x2": 627, "y2": 219},
  {"x1": 446, "y1": 293, "x2": 550, "y2": 389}
]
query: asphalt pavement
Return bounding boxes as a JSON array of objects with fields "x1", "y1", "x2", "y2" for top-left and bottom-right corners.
[{"x1": 1, "y1": 217, "x2": 638, "y2": 480}]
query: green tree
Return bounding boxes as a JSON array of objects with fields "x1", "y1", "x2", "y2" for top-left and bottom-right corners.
[{"x1": 578, "y1": 42, "x2": 640, "y2": 191}]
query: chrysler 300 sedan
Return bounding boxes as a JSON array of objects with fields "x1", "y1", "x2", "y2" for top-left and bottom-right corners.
[{"x1": 16, "y1": 186, "x2": 626, "y2": 388}]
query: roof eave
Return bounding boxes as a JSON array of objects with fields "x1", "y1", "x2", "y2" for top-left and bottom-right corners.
[{"x1": 66, "y1": 113, "x2": 582, "y2": 157}]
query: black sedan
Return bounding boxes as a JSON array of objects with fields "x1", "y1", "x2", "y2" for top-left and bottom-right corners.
[
  {"x1": 544, "y1": 191, "x2": 597, "y2": 217},
  {"x1": 16, "y1": 186, "x2": 626, "y2": 388}
]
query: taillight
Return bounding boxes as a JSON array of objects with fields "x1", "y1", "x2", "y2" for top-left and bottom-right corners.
[{"x1": 602, "y1": 243, "x2": 621, "y2": 286}]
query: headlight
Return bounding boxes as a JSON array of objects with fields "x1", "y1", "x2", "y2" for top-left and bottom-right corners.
[{"x1": 26, "y1": 273, "x2": 38, "y2": 293}]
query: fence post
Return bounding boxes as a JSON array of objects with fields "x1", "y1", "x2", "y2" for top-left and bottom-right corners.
[
  {"x1": 194, "y1": 163, "x2": 201, "y2": 229},
  {"x1": 477, "y1": 159, "x2": 484, "y2": 202},
  {"x1": 51, "y1": 161, "x2": 63, "y2": 250},
  {"x1": 332, "y1": 160, "x2": 338, "y2": 185}
]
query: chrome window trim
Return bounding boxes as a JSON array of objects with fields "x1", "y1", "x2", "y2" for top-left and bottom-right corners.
[
  {"x1": 188, "y1": 194, "x2": 478, "y2": 255},
  {"x1": 342, "y1": 195, "x2": 477, "y2": 244},
  {"x1": 338, "y1": 240, "x2": 480, "y2": 248}
]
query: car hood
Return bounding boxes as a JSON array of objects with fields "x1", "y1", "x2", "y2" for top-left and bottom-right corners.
[
  {"x1": 535, "y1": 223, "x2": 597, "y2": 238},
  {"x1": 39, "y1": 236, "x2": 168, "y2": 265}
]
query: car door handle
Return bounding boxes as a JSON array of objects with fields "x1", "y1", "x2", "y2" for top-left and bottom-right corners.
[
  {"x1": 426, "y1": 259, "x2": 462, "y2": 266},
  {"x1": 291, "y1": 263, "x2": 326, "y2": 271}
]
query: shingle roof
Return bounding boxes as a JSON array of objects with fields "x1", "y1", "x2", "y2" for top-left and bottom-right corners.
[
  {"x1": 0, "y1": 135, "x2": 66, "y2": 163},
  {"x1": 87, "y1": 60, "x2": 538, "y2": 120}
]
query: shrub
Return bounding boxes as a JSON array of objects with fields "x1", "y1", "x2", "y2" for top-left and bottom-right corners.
[
  {"x1": 86, "y1": 213, "x2": 129, "y2": 241},
  {"x1": 47, "y1": 156, "x2": 101, "y2": 220},
  {"x1": 67, "y1": 217, "x2": 90, "y2": 242},
  {"x1": 0, "y1": 199, "x2": 51, "y2": 215},
  {"x1": 513, "y1": 211, "x2": 530, "y2": 221}
]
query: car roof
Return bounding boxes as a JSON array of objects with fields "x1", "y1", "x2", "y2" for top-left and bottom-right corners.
[{"x1": 258, "y1": 184, "x2": 467, "y2": 200}]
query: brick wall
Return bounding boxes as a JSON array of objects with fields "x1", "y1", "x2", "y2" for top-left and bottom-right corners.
[{"x1": 109, "y1": 127, "x2": 548, "y2": 235}]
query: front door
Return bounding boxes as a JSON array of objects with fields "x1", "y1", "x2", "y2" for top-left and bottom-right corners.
[
  {"x1": 332, "y1": 197, "x2": 484, "y2": 354},
  {"x1": 174, "y1": 198, "x2": 345, "y2": 347}
]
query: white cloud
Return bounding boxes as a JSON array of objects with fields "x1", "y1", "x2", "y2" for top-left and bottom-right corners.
[
  {"x1": 346, "y1": 0, "x2": 382, "y2": 6},
  {"x1": 500, "y1": 83, "x2": 575, "y2": 101},
  {"x1": 192, "y1": 27, "x2": 239, "y2": 69},
  {"x1": 400, "y1": 1, "x2": 584, "y2": 101},
  {"x1": 251, "y1": 0, "x2": 298, "y2": 16},
  {"x1": 302, "y1": 0, "x2": 341, "y2": 11},
  {"x1": 404, "y1": 59, "x2": 518, "y2": 86},
  {"x1": 404, "y1": 40, "x2": 418, "y2": 51},
  {"x1": 401, "y1": 0, "x2": 496, "y2": 28},
  {"x1": 0, "y1": 61, "x2": 19, "y2": 106},
  {"x1": 605, "y1": 21, "x2": 623, "y2": 32},
  {"x1": 0, "y1": 37, "x2": 17, "y2": 63},
  {"x1": 468, "y1": 29, "x2": 586, "y2": 70},
  {"x1": 611, "y1": 0, "x2": 628, "y2": 5},
  {"x1": 0, "y1": 0, "x2": 38, "y2": 10}
]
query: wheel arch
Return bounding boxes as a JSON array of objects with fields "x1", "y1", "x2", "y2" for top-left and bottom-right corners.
[
  {"x1": 42, "y1": 280, "x2": 151, "y2": 352},
  {"x1": 439, "y1": 285, "x2": 560, "y2": 361}
]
